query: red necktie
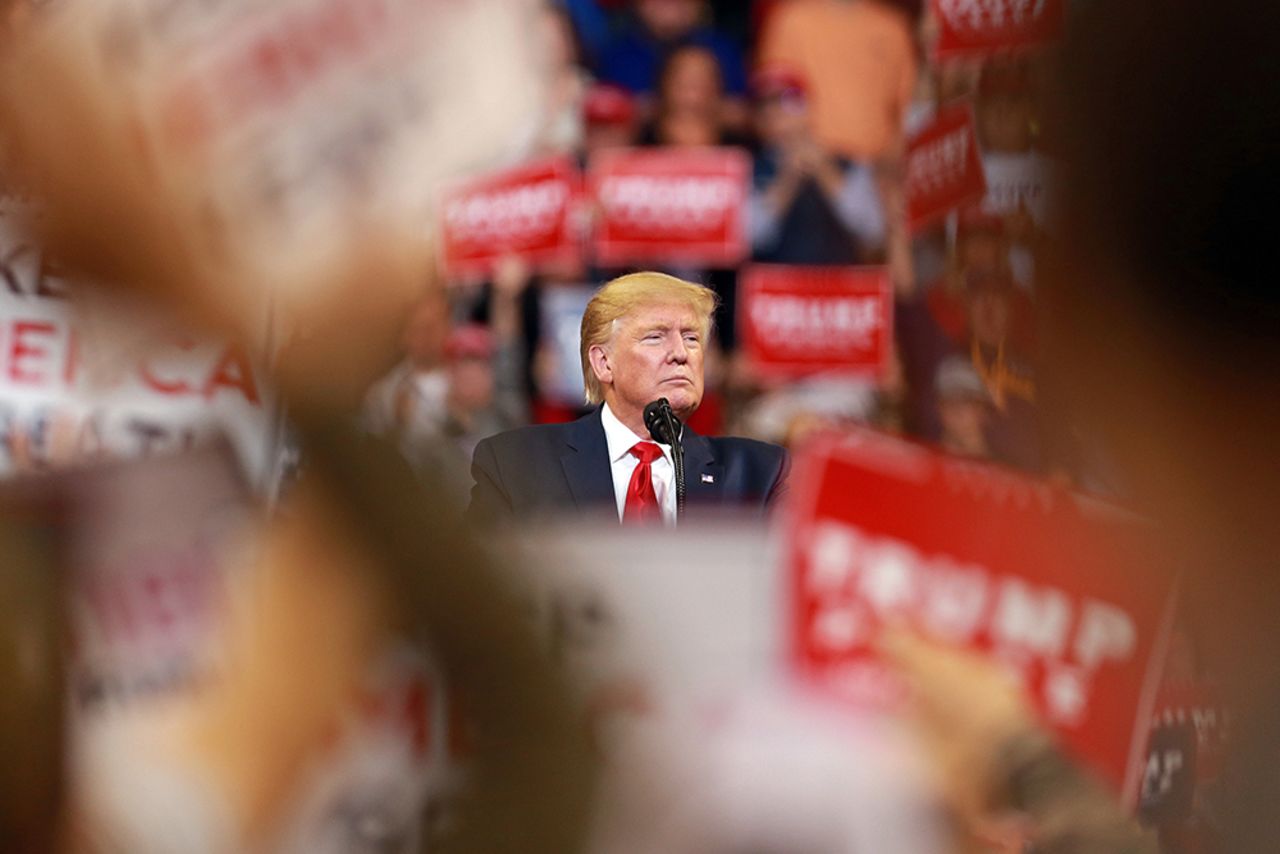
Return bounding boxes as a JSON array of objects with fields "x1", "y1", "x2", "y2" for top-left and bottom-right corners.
[{"x1": 624, "y1": 442, "x2": 664, "y2": 525}]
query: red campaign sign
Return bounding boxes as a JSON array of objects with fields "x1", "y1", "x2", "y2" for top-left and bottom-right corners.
[
  {"x1": 739, "y1": 265, "x2": 893, "y2": 380},
  {"x1": 905, "y1": 104, "x2": 986, "y2": 230},
  {"x1": 932, "y1": 0, "x2": 1065, "y2": 56},
  {"x1": 786, "y1": 429, "x2": 1177, "y2": 800},
  {"x1": 589, "y1": 147, "x2": 749, "y2": 267},
  {"x1": 441, "y1": 156, "x2": 582, "y2": 278}
]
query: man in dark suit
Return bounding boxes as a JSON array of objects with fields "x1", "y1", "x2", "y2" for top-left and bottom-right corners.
[{"x1": 468, "y1": 272, "x2": 787, "y2": 525}]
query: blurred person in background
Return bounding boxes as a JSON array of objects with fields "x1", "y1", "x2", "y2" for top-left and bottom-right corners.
[
  {"x1": 582, "y1": 83, "x2": 640, "y2": 159},
  {"x1": 757, "y1": 0, "x2": 918, "y2": 163},
  {"x1": 440, "y1": 323, "x2": 528, "y2": 464},
  {"x1": 748, "y1": 66, "x2": 887, "y2": 265},
  {"x1": 934, "y1": 355, "x2": 992, "y2": 460},
  {"x1": 468, "y1": 271, "x2": 786, "y2": 525},
  {"x1": 975, "y1": 58, "x2": 1054, "y2": 291},
  {"x1": 599, "y1": 0, "x2": 748, "y2": 129},
  {"x1": 370, "y1": 259, "x2": 531, "y2": 492},
  {"x1": 364, "y1": 283, "x2": 451, "y2": 449},
  {"x1": 899, "y1": 265, "x2": 1039, "y2": 470},
  {"x1": 636, "y1": 43, "x2": 747, "y2": 148},
  {"x1": 926, "y1": 210, "x2": 1035, "y2": 353}
]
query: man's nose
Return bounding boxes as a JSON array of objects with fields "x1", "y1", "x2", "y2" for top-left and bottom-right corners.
[{"x1": 668, "y1": 336, "x2": 689, "y2": 362}]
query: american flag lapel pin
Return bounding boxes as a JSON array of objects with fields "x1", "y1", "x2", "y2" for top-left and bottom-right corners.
[{"x1": 701, "y1": 473, "x2": 715, "y2": 484}]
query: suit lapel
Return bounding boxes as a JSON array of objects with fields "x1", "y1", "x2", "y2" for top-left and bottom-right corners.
[
  {"x1": 681, "y1": 426, "x2": 724, "y2": 506},
  {"x1": 561, "y1": 407, "x2": 618, "y2": 511}
]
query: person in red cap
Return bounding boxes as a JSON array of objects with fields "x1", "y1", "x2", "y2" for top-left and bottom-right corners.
[
  {"x1": 925, "y1": 207, "x2": 1033, "y2": 352},
  {"x1": 582, "y1": 83, "x2": 639, "y2": 158},
  {"x1": 748, "y1": 64, "x2": 886, "y2": 265},
  {"x1": 757, "y1": 0, "x2": 917, "y2": 162}
]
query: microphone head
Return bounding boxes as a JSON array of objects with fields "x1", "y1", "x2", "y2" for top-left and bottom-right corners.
[{"x1": 643, "y1": 398, "x2": 678, "y2": 444}]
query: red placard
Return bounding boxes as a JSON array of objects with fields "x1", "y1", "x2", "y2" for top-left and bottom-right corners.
[
  {"x1": 441, "y1": 156, "x2": 582, "y2": 278},
  {"x1": 589, "y1": 147, "x2": 749, "y2": 267},
  {"x1": 786, "y1": 429, "x2": 1176, "y2": 800},
  {"x1": 905, "y1": 105, "x2": 987, "y2": 230},
  {"x1": 932, "y1": 0, "x2": 1065, "y2": 56},
  {"x1": 739, "y1": 265, "x2": 892, "y2": 380}
]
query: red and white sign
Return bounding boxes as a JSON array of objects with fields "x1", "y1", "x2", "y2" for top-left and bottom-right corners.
[
  {"x1": 905, "y1": 105, "x2": 987, "y2": 230},
  {"x1": 590, "y1": 147, "x2": 749, "y2": 267},
  {"x1": 739, "y1": 265, "x2": 892, "y2": 380},
  {"x1": 441, "y1": 157, "x2": 582, "y2": 278},
  {"x1": 933, "y1": 0, "x2": 1065, "y2": 56},
  {"x1": 786, "y1": 430, "x2": 1176, "y2": 799}
]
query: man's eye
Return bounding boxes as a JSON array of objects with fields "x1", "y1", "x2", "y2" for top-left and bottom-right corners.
[{"x1": 683, "y1": 335, "x2": 700, "y2": 345}]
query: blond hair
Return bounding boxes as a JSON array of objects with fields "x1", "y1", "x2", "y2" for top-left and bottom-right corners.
[{"x1": 579, "y1": 272, "x2": 718, "y2": 405}]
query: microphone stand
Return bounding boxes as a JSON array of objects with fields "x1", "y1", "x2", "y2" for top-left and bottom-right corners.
[
  {"x1": 644, "y1": 399, "x2": 686, "y2": 521},
  {"x1": 664, "y1": 409, "x2": 686, "y2": 519}
]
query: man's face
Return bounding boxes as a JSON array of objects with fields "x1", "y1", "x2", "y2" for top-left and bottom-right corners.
[
  {"x1": 968, "y1": 288, "x2": 1012, "y2": 348},
  {"x1": 595, "y1": 300, "x2": 705, "y2": 424},
  {"x1": 638, "y1": 0, "x2": 700, "y2": 41}
]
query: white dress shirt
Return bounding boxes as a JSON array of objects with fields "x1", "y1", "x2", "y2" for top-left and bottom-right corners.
[{"x1": 600, "y1": 402, "x2": 677, "y2": 525}]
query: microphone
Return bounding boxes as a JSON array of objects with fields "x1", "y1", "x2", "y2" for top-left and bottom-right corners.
[
  {"x1": 643, "y1": 398, "x2": 686, "y2": 518},
  {"x1": 643, "y1": 398, "x2": 680, "y2": 445}
]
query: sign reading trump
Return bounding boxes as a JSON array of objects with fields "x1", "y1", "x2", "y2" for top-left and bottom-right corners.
[
  {"x1": 932, "y1": 0, "x2": 1066, "y2": 56},
  {"x1": 739, "y1": 265, "x2": 892, "y2": 380},
  {"x1": 787, "y1": 429, "x2": 1176, "y2": 800},
  {"x1": 905, "y1": 105, "x2": 987, "y2": 230},
  {"x1": 589, "y1": 148, "x2": 749, "y2": 267},
  {"x1": 441, "y1": 157, "x2": 582, "y2": 278}
]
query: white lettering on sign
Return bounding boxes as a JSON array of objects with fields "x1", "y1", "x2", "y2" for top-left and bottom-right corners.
[
  {"x1": 908, "y1": 127, "x2": 971, "y2": 197},
  {"x1": 599, "y1": 175, "x2": 739, "y2": 231},
  {"x1": 749, "y1": 294, "x2": 881, "y2": 350},
  {"x1": 937, "y1": 0, "x2": 1049, "y2": 30},
  {"x1": 801, "y1": 520, "x2": 1139, "y2": 723},
  {"x1": 444, "y1": 179, "x2": 569, "y2": 243}
]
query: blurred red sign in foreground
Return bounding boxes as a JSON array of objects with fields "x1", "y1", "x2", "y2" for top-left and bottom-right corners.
[
  {"x1": 589, "y1": 147, "x2": 750, "y2": 267},
  {"x1": 440, "y1": 156, "x2": 582, "y2": 278},
  {"x1": 786, "y1": 429, "x2": 1176, "y2": 800},
  {"x1": 739, "y1": 265, "x2": 893, "y2": 380},
  {"x1": 905, "y1": 105, "x2": 986, "y2": 230},
  {"x1": 932, "y1": 0, "x2": 1066, "y2": 57}
]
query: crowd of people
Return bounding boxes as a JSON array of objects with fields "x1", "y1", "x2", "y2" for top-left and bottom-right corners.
[{"x1": 369, "y1": 0, "x2": 1066, "y2": 495}]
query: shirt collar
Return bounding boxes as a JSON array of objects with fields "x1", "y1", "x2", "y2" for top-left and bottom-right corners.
[{"x1": 601, "y1": 402, "x2": 673, "y2": 465}]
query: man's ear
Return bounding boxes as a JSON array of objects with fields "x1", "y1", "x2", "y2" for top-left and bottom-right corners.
[{"x1": 588, "y1": 344, "x2": 612, "y2": 388}]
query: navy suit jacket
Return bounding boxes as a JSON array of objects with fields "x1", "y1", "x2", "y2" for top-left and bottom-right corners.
[{"x1": 467, "y1": 407, "x2": 788, "y2": 524}]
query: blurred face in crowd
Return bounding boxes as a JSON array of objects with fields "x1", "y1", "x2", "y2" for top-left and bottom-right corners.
[
  {"x1": 402, "y1": 287, "x2": 449, "y2": 370},
  {"x1": 585, "y1": 121, "x2": 635, "y2": 155},
  {"x1": 756, "y1": 92, "x2": 810, "y2": 148},
  {"x1": 447, "y1": 356, "x2": 495, "y2": 415},
  {"x1": 939, "y1": 395, "x2": 990, "y2": 457},
  {"x1": 638, "y1": 0, "x2": 702, "y2": 41},
  {"x1": 978, "y1": 91, "x2": 1035, "y2": 153},
  {"x1": 967, "y1": 284, "x2": 1012, "y2": 348},
  {"x1": 660, "y1": 46, "x2": 723, "y2": 116},
  {"x1": 591, "y1": 300, "x2": 706, "y2": 424},
  {"x1": 957, "y1": 229, "x2": 1009, "y2": 273}
]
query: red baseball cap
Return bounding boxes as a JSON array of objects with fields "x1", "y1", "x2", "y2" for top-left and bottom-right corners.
[
  {"x1": 445, "y1": 324, "x2": 495, "y2": 360},
  {"x1": 583, "y1": 83, "x2": 637, "y2": 127},
  {"x1": 751, "y1": 65, "x2": 808, "y2": 101}
]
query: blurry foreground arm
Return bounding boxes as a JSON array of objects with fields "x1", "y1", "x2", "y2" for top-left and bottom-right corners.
[{"x1": 882, "y1": 630, "x2": 1156, "y2": 854}]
